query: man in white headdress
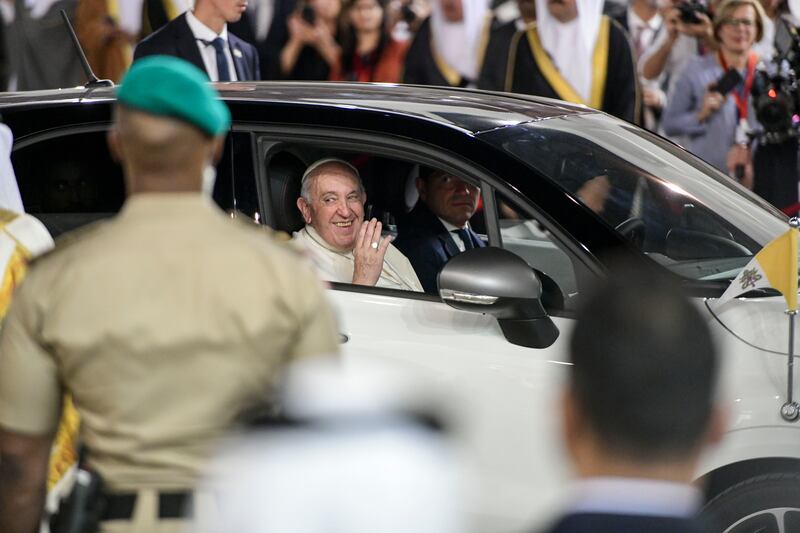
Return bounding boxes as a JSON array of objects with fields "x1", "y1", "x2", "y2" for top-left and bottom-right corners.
[
  {"x1": 293, "y1": 158, "x2": 423, "y2": 292},
  {"x1": 403, "y1": 0, "x2": 491, "y2": 87},
  {"x1": 478, "y1": 0, "x2": 639, "y2": 123},
  {"x1": 0, "y1": 123, "x2": 53, "y2": 322}
]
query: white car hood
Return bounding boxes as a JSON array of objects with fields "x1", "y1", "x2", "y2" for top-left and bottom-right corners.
[{"x1": 708, "y1": 295, "x2": 800, "y2": 355}]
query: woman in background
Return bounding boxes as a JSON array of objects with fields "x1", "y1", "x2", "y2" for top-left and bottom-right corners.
[
  {"x1": 662, "y1": 0, "x2": 766, "y2": 187},
  {"x1": 281, "y1": 0, "x2": 343, "y2": 79},
  {"x1": 330, "y1": 0, "x2": 409, "y2": 82}
]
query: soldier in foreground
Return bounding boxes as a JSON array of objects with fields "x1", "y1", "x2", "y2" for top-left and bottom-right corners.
[{"x1": 0, "y1": 56, "x2": 339, "y2": 533}]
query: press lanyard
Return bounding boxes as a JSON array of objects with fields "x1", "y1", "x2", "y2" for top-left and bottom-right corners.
[{"x1": 717, "y1": 51, "x2": 758, "y2": 121}]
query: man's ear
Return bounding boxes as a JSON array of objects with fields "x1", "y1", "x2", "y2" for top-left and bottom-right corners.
[
  {"x1": 297, "y1": 197, "x2": 312, "y2": 225},
  {"x1": 107, "y1": 129, "x2": 122, "y2": 163},
  {"x1": 561, "y1": 388, "x2": 583, "y2": 462},
  {"x1": 415, "y1": 178, "x2": 427, "y2": 200},
  {"x1": 211, "y1": 136, "x2": 225, "y2": 164},
  {"x1": 704, "y1": 404, "x2": 729, "y2": 447}
]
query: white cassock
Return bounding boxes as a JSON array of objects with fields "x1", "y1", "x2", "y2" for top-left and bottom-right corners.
[{"x1": 293, "y1": 225, "x2": 423, "y2": 292}]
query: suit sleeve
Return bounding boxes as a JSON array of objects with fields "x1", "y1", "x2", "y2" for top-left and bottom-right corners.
[
  {"x1": 401, "y1": 239, "x2": 444, "y2": 294},
  {"x1": 133, "y1": 38, "x2": 156, "y2": 62}
]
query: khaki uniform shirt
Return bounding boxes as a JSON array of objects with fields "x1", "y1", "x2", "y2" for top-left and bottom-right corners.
[{"x1": 0, "y1": 194, "x2": 339, "y2": 490}]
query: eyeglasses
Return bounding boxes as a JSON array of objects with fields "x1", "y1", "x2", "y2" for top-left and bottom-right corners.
[{"x1": 722, "y1": 18, "x2": 755, "y2": 27}]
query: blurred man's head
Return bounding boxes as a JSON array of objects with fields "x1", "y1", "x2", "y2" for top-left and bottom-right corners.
[
  {"x1": 517, "y1": 0, "x2": 536, "y2": 22},
  {"x1": 416, "y1": 169, "x2": 479, "y2": 228},
  {"x1": 564, "y1": 266, "x2": 724, "y2": 480},
  {"x1": 546, "y1": 0, "x2": 578, "y2": 22},
  {"x1": 108, "y1": 56, "x2": 230, "y2": 195},
  {"x1": 194, "y1": 0, "x2": 249, "y2": 27},
  {"x1": 297, "y1": 158, "x2": 366, "y2": 252},
  {"x1": 440, "y1": 0, "x2": 465, "y2": 21}
]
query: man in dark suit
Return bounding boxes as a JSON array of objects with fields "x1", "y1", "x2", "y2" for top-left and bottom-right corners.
[
  {"x1": 395, "y1": 168, "x2": 484, "y2": 294},
  {"x1": 134, "y1": 0, "x2": 260, "y2": 81},
  {"x1": 540, "y1": 267, "x2": 726, "y2": 533}
]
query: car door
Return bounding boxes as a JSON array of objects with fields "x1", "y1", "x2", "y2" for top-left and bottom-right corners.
[
  {"x1": 251, "y1": 131, "x2": 599, "y2": 530},
  {"x1": 328, "y1": 285, "x2": 574, "y2": 530}
]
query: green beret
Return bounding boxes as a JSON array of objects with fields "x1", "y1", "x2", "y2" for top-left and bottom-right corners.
[{"x1": 117, "y1": 56, "x2": 231, "y2": 136}]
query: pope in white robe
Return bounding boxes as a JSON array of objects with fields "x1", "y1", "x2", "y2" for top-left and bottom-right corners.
[{"x1": 292, "y1": 158, "x2": 422, "y2": 292}]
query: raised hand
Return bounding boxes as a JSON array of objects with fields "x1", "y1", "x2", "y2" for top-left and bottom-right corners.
[{"x1": 352, "y1": 218, "x2": 393, "y2": 286}]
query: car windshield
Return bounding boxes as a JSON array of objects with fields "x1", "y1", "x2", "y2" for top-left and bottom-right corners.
[{"x1": 485, "y1": 112, "x2": 789, "y2": 282}]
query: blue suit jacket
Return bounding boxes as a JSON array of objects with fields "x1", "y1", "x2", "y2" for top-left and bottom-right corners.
[
  {"x1": 541, "y1": 513, "x2": 710, "y2": 533},
  {"x1": 394, "y1": 202, "x2": 485, "y2": 294},
  {"x1": 134, "y1": 13, "x2": 260, "y2": 81}
]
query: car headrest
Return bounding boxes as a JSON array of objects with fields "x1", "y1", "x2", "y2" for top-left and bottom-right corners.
[{"x1": 268, "y1": 152, "x2": 306, "y2": 234}]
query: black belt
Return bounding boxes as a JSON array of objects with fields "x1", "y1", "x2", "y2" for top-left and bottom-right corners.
[{"x1": 101, "y1": 491, "x2": 192, "y2": 520}]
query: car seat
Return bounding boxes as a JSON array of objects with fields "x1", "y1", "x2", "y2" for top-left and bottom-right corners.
[{"x1": 267, "y1": 151, "x2": 306, "y2": 234}]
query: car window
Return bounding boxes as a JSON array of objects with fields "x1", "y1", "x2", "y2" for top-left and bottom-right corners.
[
  {"x1": 261, "y1": 145, "x2": 492, "y2": 296},
  {"x1": 484, "y1": 114, "x2": 787, "y2": 282},
  {"x1": 495, "y1": 192, "x2": 577, "y2": 311},
  {"x1": 11, "y1": 129, "x2": 247, "y2": 236},
  {"x1": 12, "y1": 131, "x2": 125, "y2": 238}
]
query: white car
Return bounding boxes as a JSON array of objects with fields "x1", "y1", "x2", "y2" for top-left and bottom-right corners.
[{"x1": 5, "y1": 82, "x2": 799, "y2": 532}]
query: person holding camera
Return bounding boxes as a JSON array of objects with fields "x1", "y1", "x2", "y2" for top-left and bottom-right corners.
[
  {"x1": 640, "y1": 1, "x2": 716, "y2": 98},
  {"x1": 280, "y1": 0, "x2": 343, "y2": 79},
  {"x1": 662, "y1": 0, "x2": 767, "y2": 186},
  {"x1": 329, "y1": 0, "x2": 409, "y2": 82}
]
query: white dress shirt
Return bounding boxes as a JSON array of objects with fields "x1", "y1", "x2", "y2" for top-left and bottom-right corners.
[
  {"x1": 437, "y1": 217, "x2": 471, "y2": 252},
  {"x1": 568, "y1": 477, "x2": 702, "y2": 518},
  {"x1": 185, "y1": 10, "x2": 238, "y2": 81},
  {"x1": 627, "y1": 9, "x2": 663, "y2": 61}
]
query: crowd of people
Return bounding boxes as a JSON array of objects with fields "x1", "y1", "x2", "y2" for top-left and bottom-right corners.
[
  {"x1": 2, "y1": 0, "x2": 799, "y2": 210},
  {"x1": 0, "y1": 1, "x2": 776, "y2": 532}
]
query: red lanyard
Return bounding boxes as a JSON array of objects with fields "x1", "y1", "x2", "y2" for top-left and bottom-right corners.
[{"x1": 717, "y1": 51, "x2": 758, "y2": 120}]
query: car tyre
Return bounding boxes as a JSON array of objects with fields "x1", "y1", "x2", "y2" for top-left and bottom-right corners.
[{"x1": 702, "y1": 473, "x2": 800, "y2": 533}]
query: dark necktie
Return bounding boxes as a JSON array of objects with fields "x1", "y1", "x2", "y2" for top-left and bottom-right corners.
[
  {"x1": 210, "y1": 37, "x2": 231, "y2": 81},
  {"x1": 453, "y1": 229, "x2": 473, "y2": 251}
]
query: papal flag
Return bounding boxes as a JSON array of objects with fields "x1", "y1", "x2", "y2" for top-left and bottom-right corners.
[{"x1": 716, "y1": 226, "x2": 799, "y2": 311}]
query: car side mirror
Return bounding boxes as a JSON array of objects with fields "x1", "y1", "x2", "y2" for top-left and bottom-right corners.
[{"x1": 438, "y1": 247, "x2": 559, "y2": 349}]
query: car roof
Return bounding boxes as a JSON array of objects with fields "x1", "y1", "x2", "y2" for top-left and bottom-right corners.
[{"x1": 0, "y1": 81, "x2": 591, "y2": 135}]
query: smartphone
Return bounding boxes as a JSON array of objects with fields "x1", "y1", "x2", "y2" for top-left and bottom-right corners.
[
  {"x1": 301, "y1": 4, "x2": 316, "y2": 24},
  {"x1": 713, "y1": 68, "x2": 743, "y2": 95}
]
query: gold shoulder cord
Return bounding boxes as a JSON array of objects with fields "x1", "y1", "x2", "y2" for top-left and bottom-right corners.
[
  {"x1": 589, "y1": 16, "x2": 611, "y2": 110},
  {"x1": 430, "y1": 32, "x2": 463, "y2": 87},
  {"x1": 164, "y1": 0, "x2": 181, "y2": 20},
  {"x1": 504, "y1": 28, "x2": 525, "y2": 92},
  {"x1": 475, "y1": 13, "x2": 494, "y2": 76}
]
